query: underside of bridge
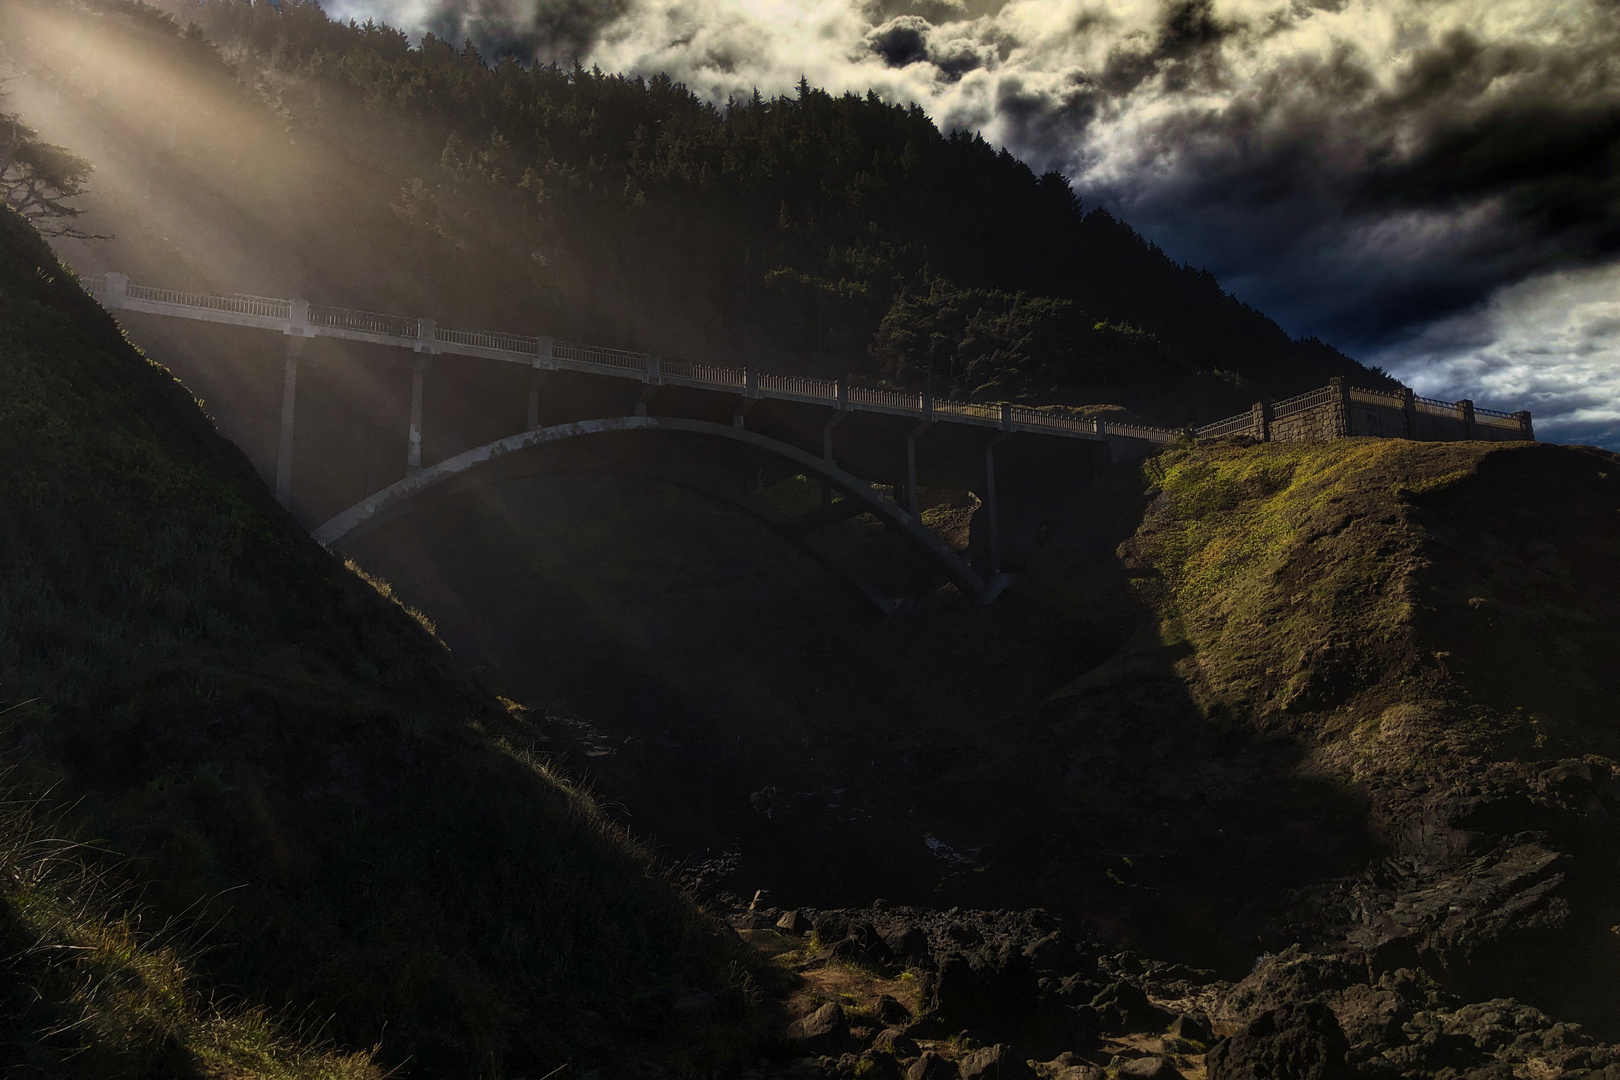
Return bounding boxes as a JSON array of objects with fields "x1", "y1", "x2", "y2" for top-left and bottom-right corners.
[{"x1": 118, "y1": 312, "x2": 1108, "y2": 609}]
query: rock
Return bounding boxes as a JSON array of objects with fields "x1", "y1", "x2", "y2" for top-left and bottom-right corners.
[
  {"x1": 908, "y1": 1050, "x2": 961, "y2": 1080},
  {"x1": 1205, "y1": 1001, "x2": 1353, "y2": 1080},
  {"x1": 788, "y1": 1002, "x2": 850, "y2": 1053},
  {"x1": 1088, "y1": 980, "x2": 1172, "y2": 1034},
  {"x1": 1167, "y1": 1013, "x2": 1212, "y2": 1047},
  {"x1": 814, "y1": 912, "x2": 852, "y2": 943},
  {"x1": 858, "y1": 1048, "x2": 905, "y2": 1079},
  {"x1": 872, "y1": 1027, "x2": 920, "y2": 1058},
  {"x1": 884, "y1": 923, "x2": 931, "y2": 963},
  {"x1": 1031, "y1": 1054, "x2": 1102, "y2": 1080},
  {"x1": 1117, "y1": 1056, "x2": 1181, "y2": 1079},
  {"x1": 959, "y1": 1043, "x2": 1035, "y2": 1079},
  {"x1": 875, "y1": 994, "x2": 913, "y2": 1026},
  {"x1": 777, "y1": 909, "x2": 807, "y2": 934},
  {"x1": 1022, "y1": 931, "x2": 1082, "y2": 974}
]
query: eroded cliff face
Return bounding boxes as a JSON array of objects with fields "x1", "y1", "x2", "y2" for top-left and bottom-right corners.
[
  {"x1": 1119, "y1": 439, "x2": 1620, "y2": 1038},
  {"x1": 721, "y1": 440, "x2": 1620, "y2": 1079}
]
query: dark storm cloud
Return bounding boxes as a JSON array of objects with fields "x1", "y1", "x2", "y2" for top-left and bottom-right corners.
[
  {"x1": 1026, "y1": 3, "x2": 1618, "y2": 357},
  {"x1": 421, "y1": 0, "x2": 631, "y2": 61},
  {"x1": 331, "y1": 0, "x2": 1620, "y2": 434},
  {"x1": 867, "y1": 15, "x2": 932, "y2": 67}
]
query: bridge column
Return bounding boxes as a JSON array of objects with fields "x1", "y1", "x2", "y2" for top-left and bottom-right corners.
[
  {"x1": 408, "y1": 355, "x2": 431, "y2": 475},
  {"x1": 906, "y1": 414, "x2": 933, "y2": 519},
  {"x1": 735, "y1": 368, "x2": 759, "y2": 428},
  {"x1": 822, "y1": 383, "x2": 848, "y2": 509},
  {"x1": 986, "y1": 405, "x2": 1013, "y2": 577},
  {"x1": 408, "y1": 318, "x2": 438, "y2": 475},
  {"x1": 529, "y1": 339, "x2": 555, "y2": 432},
  {"x1": 275, "y1": 336, "x2": 304, "y2": 508}
]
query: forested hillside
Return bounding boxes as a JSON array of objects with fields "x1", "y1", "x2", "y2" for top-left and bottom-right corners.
[{"x1": 3, "y1": 0, "x2": 1393, "y2": 427}]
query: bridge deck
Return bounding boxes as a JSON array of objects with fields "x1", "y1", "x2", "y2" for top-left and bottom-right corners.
[{"x1": 85, "y1": 274, "x2": 1181, "y2": 449}]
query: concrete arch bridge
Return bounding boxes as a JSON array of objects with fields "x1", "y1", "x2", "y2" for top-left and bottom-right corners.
[{"x1": 90, "y1": 273, "x2": 1178, "y2": 609}]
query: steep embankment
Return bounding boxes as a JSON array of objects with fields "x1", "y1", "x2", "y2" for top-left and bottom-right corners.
[
  {"x1": 1122, "y1": 439, "x2": 1620, "y2": 1035},
  {"x1": 695, "y1": 439, "x2": 1620, "y2": 1080},
  {"x1": 0, "y1": 206, "x2": 763, "y2": 1076}
]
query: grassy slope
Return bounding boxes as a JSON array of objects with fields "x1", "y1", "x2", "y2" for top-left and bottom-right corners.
[
  {"x1": 1121, "y1": 437, "x2": 1620, "y2": 1027},
  {"x1": 0, "y1": 205, "x2": 761, "y2": 1076}
]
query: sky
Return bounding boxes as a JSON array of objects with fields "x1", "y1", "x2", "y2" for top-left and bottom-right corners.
[{"x1": 323, "y1": 0, "x2": 1620, "y2": 444}]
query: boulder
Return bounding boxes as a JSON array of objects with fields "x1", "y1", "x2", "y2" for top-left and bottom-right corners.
[
  {"x1": 959, "y1": 1043, "x2": 1035, "y2": 1079},
  {"x1": 1031, "y1": 1054, "x2": 1103, "y2": 1080},
  {"x1": 885, "y1": 923, "x2": 931, "y2": 963},
  {"x1": 1205, "y1": 1001, "x2": 1353, "y2": 1080},
  {"x1": 871, "y1": 1028, "x2": 920, "y2": 1058},
  {"x1": 875, "y1": 993, "x2": 913, "y2": 1026},
  {"x1": 908, "y1": 1050, "x2": 961, "y2": 1080},
  {"x1": 814, "y1": 912, "x2": 852, "y2": 943},
  {"x1": 1117, "y1": 1056, "x2": 1181, "y2": 1079},
  {"x1": 777, "y1": 909, "x2": 807, "y2": 935},
  {"x1": 858, "y1": 1048, "x2": 905, "y2": 1079},
  {"x1": 1167, "y1": 1013, "x2": 1212, "y2": 1047},
  {"x1": 788, "y1": 1002, "x2": 850, "y2": 1053},
  {"x1": 1088, "y1": 980, "x2": 1172, "y2": 1034}
]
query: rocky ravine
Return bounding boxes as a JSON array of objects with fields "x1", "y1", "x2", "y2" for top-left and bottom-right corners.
[
  {"x1": 350, "y1": 436, "x2": 1620, "y2": 1076},
  {"x1": 722, "y1": 898, "x2": 1620, "y2": 1079}
]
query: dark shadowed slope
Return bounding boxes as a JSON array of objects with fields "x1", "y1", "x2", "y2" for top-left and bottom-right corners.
[{"x1": 0, "y1": 203, "x2": 766, "y2": 1077}]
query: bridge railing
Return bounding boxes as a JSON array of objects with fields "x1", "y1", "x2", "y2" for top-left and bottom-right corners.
[
  {"x1": 1195, "y1": 412, "x2": 1256, "y2": 439},
  {"x1": 759, "y1": 372, "x2": 838, "y2": 403},
  {"x1": 88, "y1": 272, "x2": 1527, "y2": 449},
  {"x1": 662, "y1": 359, "x2": 746, "y2": 388},
  {"x1": 438, "y1": 326, "x2": 542, "y2": 356},
  {"x1": 554, "y1": 340, "x2": 649, "y2": 373},
  {"x1": 1102, "y1": 419, "x2": 1183, "y2": 442},
  {"x1": 1474, "y1": 407, "x2": 1524, "y2": 430},
  {"x1": 121, "y1": 282, "x2": 295, "y2": 321},
  {"x1": 848, "y1": 385, "x2": 921, "y2": 412},
  {"x1": 934, "y1": 398, "x2": 1001, "y2": 422},
  {"x1": 313, "y1": 306, "x2": 418, "y2": 338}
]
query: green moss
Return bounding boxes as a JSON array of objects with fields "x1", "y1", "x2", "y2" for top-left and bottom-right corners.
[{"x1": 1128, "y1": 437, "x2": 1515, "y2": 745}]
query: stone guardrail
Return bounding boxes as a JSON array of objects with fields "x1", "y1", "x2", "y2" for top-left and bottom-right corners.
[{"x1": 1198, "y1": 378, "x2": 1533, "y2": 444}]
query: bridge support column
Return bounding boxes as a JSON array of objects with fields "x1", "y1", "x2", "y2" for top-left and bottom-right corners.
[
  {"x1": 822, "y1": 405, "x2": 847, "y2": 509},
  {"x1": 275, "y1": 336, "x2": 304, "y2": 508},
  {"x1": 527, "y1": 369, "x2": 551, "y2": 433},
  {"x1": 985, "y1": 431, "x2": 1010, "y2": 577},
  {"x1": 408, "y1": 355, "x2": 431, "y2": 475},
  {"x1": 906, "y1": 412, "x2": 932, "y2": 518}
]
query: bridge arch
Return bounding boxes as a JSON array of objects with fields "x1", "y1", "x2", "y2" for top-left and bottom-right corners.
[{"x1": 312, "y1": 416, "x2": 1000, "y2": 604}]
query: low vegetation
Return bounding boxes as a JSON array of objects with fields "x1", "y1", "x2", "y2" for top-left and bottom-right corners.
[{"x1": 0, "y1": 205, "x2": 764, "y2": 1074}]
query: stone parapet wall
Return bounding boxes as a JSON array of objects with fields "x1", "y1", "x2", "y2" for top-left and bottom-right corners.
[{"x1": 1199, "y1": 379, "x2": 1534, "y2": 446}]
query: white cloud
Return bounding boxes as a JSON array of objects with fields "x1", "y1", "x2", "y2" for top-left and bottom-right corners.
[
  {"x1": 1377, "y1": 260, "x2": 1620, "y2": 445},
  {"x1": 325, "y1": 0, "x2": 1620, "y2": 445}
]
